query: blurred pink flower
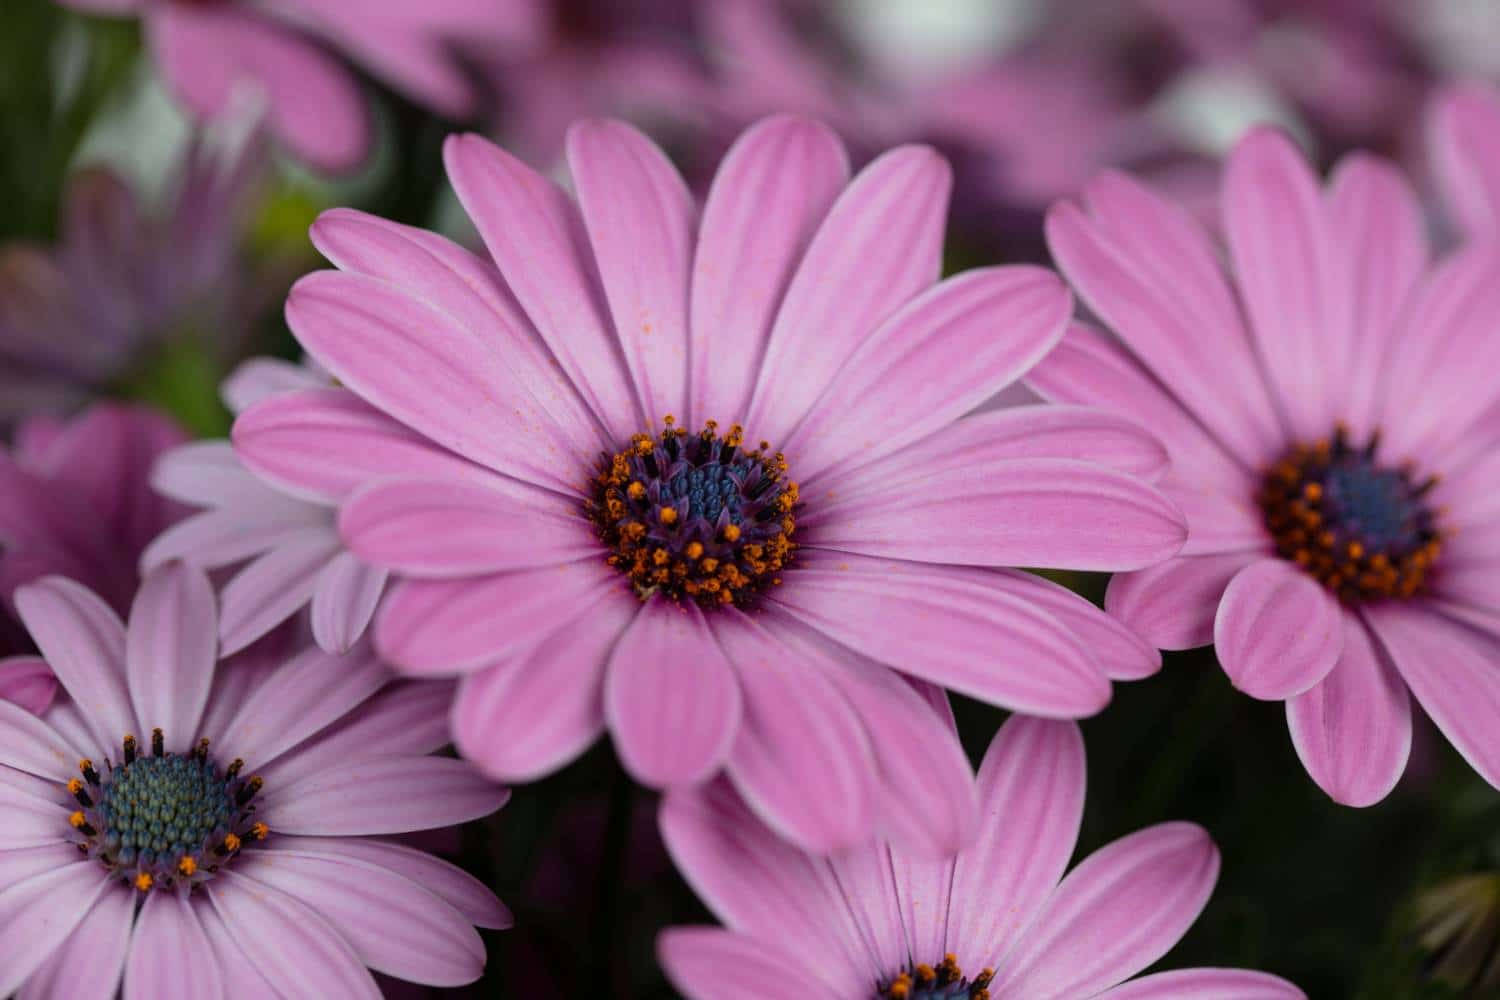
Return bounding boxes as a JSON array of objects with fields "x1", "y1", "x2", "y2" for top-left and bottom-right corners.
[
  {"x1": 659, "y1": 714, "x2": 1306, "y2": 999},
  {"x1": 232, "y1": 115, "x2": 1185, "y2": 854},
  {"x1": 0, "y1": 133, "x2": 267, "y2": 425},
  {"x1": 56, "y1": 0, "x2": 545, "y2": 170},
  {"x1": 0, "y1": 562, "x2": 508, "y2": 995},
  {"x1": 1428, "y1": 81, "x2": 1500, "y2": 239},
  {"x1": 147, "y1": 357, "x2": 390, "y2": 657},
  {"x1": 1032, "y1": 125, "x2": 1500, "y2": 807}
]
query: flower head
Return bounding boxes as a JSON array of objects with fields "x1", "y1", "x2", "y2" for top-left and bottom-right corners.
[
  {"x1": 53, "y1": 0, "x2": 546, "y2": 170},
  {"x1": 233, "y1": 114, "x2": 1186, "y2": 854},
  {"x1": 659, "y1": 714, "x2": 1306, "y2": 1000},
  {"x1": 0, "y1": 403, "x2": 187, "y2": 712},
  {"x1": 0, "y1": 562, "x2": 509, "y2": 995},
  {"x1": 1031, "y1": 124, "x2": 1500, "y2": 806},
  {"x1": 147, "y1": 357, "x2": 389, "y2": 656}
]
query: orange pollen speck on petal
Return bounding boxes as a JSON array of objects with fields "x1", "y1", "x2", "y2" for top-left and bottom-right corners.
[{"x1": 134, "y1": 873, "x2": 153, "y2": 892}]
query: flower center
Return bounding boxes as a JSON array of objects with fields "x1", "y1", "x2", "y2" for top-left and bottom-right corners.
[
  {"x1": 879, "y1": 955, "x2": 993, "y2": 1000},
  {"x1": 1257, "y1": 427, "x2": 1442, "y2": 603},
  {"x1": 65, "y1": 730, "x2": 267, "y2": 893},
  {"x1": 586, "y1": 417, "x2": 799, "y2": 609}
]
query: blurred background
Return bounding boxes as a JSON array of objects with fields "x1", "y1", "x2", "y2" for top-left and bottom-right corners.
[{"x1": 4, "y1": 0, "x2": 1500, "y2": 995}]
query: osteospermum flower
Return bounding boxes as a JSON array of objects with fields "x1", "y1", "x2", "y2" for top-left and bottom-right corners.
[
  {"x1": 658, "y1": 714, "x2": 1306, "y2": 1000},
  {"x1": 1030, "y1": 125, "x2": 1500, "y2": 806},
  {"x1": 147, "y1": 357, "x2": 389, "y2": 656},
  {"x1": 232, "y1": 114, "x2": 1185, "y2": 853},
  {"x1": 0, "y1": 562, "x2": 509, "y2": 995},
  {"x1": 0, "y1": 404, "x2": 187, "y2": 709},
  {"x1": 54, "y1": 0, "x2": 544, "y2": 170}
]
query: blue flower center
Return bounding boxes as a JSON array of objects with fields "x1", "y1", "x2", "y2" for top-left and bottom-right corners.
[
  {"x1": 65, "y1": 730, "x2": 267, "y2": 893},
  {"x1": 1257, "y1": 428, "x2": 1442, "y2": 603},
  {"x1": 878, "y1": 956, "x2": 993, "y2": 1000},
  {"x1": 587, "y1": 417, "x2": 799, "y2": 609}
]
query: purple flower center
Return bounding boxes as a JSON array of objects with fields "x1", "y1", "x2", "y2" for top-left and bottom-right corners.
[
  {"x1": 878, "y1": 955, "x2": 994, "y2": 1000},
  {"x1": 1257, "y1": 427, "x2": 1442, "y2": 604},
  {"x1": 66, "y1": 729, "x2": 267, "y2": 893},
  {"x1": 586, "y1": 417, "x2": 799, "y2": 609}
]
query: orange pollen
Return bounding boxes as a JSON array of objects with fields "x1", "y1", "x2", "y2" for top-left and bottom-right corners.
[
  {"x1": 178, "y1": 857, "x2": 198, "y2": 876},
  {"x1": 134, "y1": 873, "x2": 153, "y2": 892}
]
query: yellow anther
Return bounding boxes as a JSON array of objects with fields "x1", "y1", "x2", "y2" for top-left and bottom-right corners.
[
  {"x1": 178, "y1": 857, "x2": 198, "y2": 877},
  {"x1": 134, "y1": 873, "x2": 153, "y2": 892},
  {"x1": 68, "y1": 811, "x2": 86, "y2": 829}
]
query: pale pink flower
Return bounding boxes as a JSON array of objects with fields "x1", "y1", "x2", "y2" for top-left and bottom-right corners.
[
  {"x1": 55, "y1": 0, "x2": 546, "y2": 170},
  {"x1": 659, "y1": 714, "x2": 1305, "y2": 999},
  {"x1": 0, "y1": 562, "x2": 509, "y2": 995},
  {"x1": 233, "y1": 115, "x2": 1186, "y2": 853},
  {"x1": 146, "y1": 357, "x2": 389, "y2": 657},
  {"x1": 1032, "y1": 125, "x2": 1500, "y2": 806}
]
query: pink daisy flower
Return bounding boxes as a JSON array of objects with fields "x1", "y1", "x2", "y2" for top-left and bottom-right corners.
[
  {"x1": 659, "y1": 714, "x2": 1306, "y2": 999},
  {"x1": 1030, "y1": 124, "x2": 1500, "y2": 806},
  {"x1": 147, "y1": 357, "x2": 389, "y2": 656},
  {"x1": 232, "y1": 115, "x2": 1186, "y2": 853},
  {"x1": 54, "y1": 0, "x2": 545, "y2": 170},
  {"x1": 0, "y1": 562, "x2": 509, "y2": 995},
  {"x1": 1427, "y1": 80, "x2": 1500, "y2": 240},
  {"x1": 0, "y1": 404, "x2": 188, "y2": 711}
]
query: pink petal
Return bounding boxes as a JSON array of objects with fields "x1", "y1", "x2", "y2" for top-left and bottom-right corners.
[
  {"x1": 235, "y1": 852, "x2": 484, "y2": 987},
  {"x1": 454, "y1": 592, "x2": 633, "y2": 782},
  {"x1": 275, "y1": 835, "x2": 510, "y2": 929},
  {"x1": 1428, "y1": 83, "x2": 1500, "y2": 239},
  {"x1": 992, "y1": 823, "x2": 1220, "y2": 997},
  {"x1": 605, "y1": 598, "x2": 742, "y2": 787},
  {"x1": 123, "y1": 891, "x2": 224, "y2": 1000},
  {"x1": 1047, "y1": 174, "x2": 1281, "y2": 466},
  {"x1": 1105, "y1": 552, "x2": 1260, "y2": 651},
  {"x1": 217, "y1": 527, "x2": 342, "y2": 656},
  {"x1": 818, "y1": 406, "x2": 1172, "y2": 511},
  {"x1": 310, "y1": 551, "x2": 387, "y2": 654},
  {"x1": 814, "y1": 643, "x2": 978, "y2": 856},
  {"x1": 375, "y1": 561, "x2": 621, "y2": 676},
  {"x1": 807, "y1": 457, "x2": 1186, "y2": 572},
  {"x1": 0, "y1": 863, "x2": 113, "y2": 997},
  {"x1": 0, "y1": 656, "x2": 58, "y2": 715},
  {"x1": 149, "y1": 7, "x2": 368, "y2": 172},
  {"x1": 1287, "y1": 614, "x2": 1410, "y2": 807},
  {"x1": 986, "y1": 569, "x2": 1160, "y2": 680},
  {"x1": 255, "y1": 679, "x2": 455, "y2": 789},
  {"x1": 1099, "y1": 968, "x2": 1307, "y2": 999},
  {"x1": 14, "y1": 576, "x2": 136, "y2": 752},
  {"x1": 284, "y1": 273, "x2": 590, "y2": 495},
  {"x1": 785, "y1": 266, "x2": 1072, "y2": 483},
  {"x1": 19, "y1": 877, "x2": 133, "y2": 999},
  {"x1": 658, "y1": 782, "x2": 869, "y2": 993},
  {"x1": 206, "y1": 873, "x2": 380, "y2": 999},
  {"x1": 262, "y1": 756, "x2": 508, "y2": 836},
  {"x1": 221, "y1": 357, "x2": 327, "y2": 415},
  {"x1": 744, "y1": 145, "x2": 951, "y2": 447},
  {"x1": 213, "y1": 643, "x2": 388, "y2": 772},
  {"x1": 0, "y1": 781, "x2": 73, "y2": 849},
  {"x1": 125, "y1": 562, "x2": 217, "y2": 747},
  {"x1": 688, "y1": 115, "x2": 848, "y2": 425},
  {"x1": 140, "y1": 501, "x2": 327, "y2": 573},
  {"x1": 1025, "y1": 322, "x2": 1253, "y2": 494},
  {"x1": 1321, "y1": 154, "x2": 1428, "y2": 442},
  {"x1": 195, "y1": 902, "x2": 279, "y2": 997},
  {"x1": 770, "y1": 552, "x2": 1110, "y2": 717},
  {"x1": 659, "y1": 927, "x2": 839, "y2": 1000},
  {"x1": 1221, "y1": 126, "x2": 1335, "y2": 441},
  {"x1": 715, "y1": 610, "x2": 875, "y2": 852},
  {"x1": 1363, "y1": 604, "x2": 1500, "y2": 791},
  {"x1": 1214, "y1": 560, "x2": 1343, "y2": 700},
  {"x1": 340, "y1": 477, "x2": 594, "y2": 578},
  {"x1": 307, "y1": 208, "x2": 606, "y2": 456},
  {"x1": 442, "y1": 132, "x2": 642, "y2": 441},
  {"x1": 567, "y1": 119, "x2": 694, "y2": 425},
  {"x1": 233, "y1": 388, "x2": 489, "y2": 506},
  {"x1": 149, "y1": 440, "x2": 264, "y2": 508},
  {"x1": 948, "y1": 717, "x2": 1086, "y2": 967},
  {"x1": 1172, "y1": 484, "x2": 1273, "y2": 557},
  {"x1": 0, "y1": 698, "x2": 81, "y2": 780}
]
